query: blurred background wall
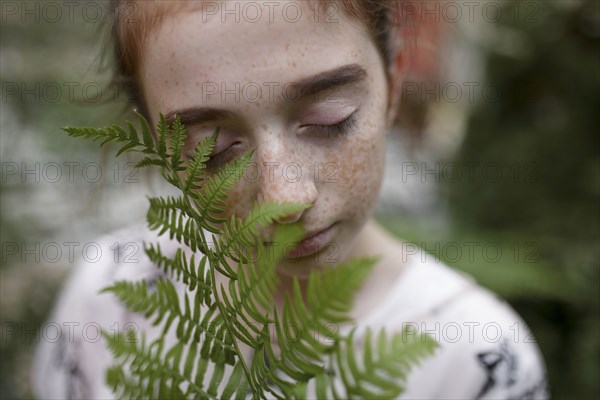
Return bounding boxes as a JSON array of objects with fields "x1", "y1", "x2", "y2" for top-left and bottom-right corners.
[{"x1": 1, "y1": 0, "x2": 598, "y2": 398}]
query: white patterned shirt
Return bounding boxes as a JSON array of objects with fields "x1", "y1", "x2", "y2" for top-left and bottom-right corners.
[{"x1": 33, "y1": 223, "x2": 549, "y2": 399}]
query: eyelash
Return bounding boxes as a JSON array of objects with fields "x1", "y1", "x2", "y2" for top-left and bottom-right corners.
[
  {"x1": 202, "y1": 114, "x2": 358, "y2": 170},
  {"x1": 304, "y1": 112, "x2": 358, "y2": 138}
]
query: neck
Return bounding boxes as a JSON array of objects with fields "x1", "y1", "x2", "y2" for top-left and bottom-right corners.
[{"x1": 346, "y1": 217, "x2": 396, "y2": 261}]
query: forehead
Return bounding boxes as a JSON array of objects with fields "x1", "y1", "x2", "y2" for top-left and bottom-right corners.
[{"x1": 139, "y1": 1, "x2": 378, "y2": 109}]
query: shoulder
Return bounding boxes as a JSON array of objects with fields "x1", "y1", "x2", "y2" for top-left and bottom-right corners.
[
  {"x1": 43, "y1": 223, "x2": 172, "y2": 319},
  {"x1": 32, "y1": 222, "x2": 179, "y2": 399},
  {"x1": 368, "y1": 251, "x2": 550, "y2": 399}
]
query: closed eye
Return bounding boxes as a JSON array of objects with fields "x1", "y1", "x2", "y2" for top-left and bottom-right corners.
[{"x1": 301, "y1": 112, "x2": 358, "y2": 138}]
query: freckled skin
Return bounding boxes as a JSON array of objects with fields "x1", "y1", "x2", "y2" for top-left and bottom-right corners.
[{"x1": 141, "y1": 1, "x2": 406, "y2": 316}]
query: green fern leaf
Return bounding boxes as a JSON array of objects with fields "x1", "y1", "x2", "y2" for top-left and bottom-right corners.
[
  {"x1": 155, "y1": 114, "x2": 169, "y2": 157},
  {"x1": 66, "y1": 112, "x2": 437, "y2": 400},
  {"x1": 135, "y1": 157, "x2": 167, "y2": 169},
  {"x1": 194, "y1": 151, "x2": 254, "y2": 229},
  {"x1": 183, "y1": 128, "x2": 219, "y2": 193},
  {"x1": 169, "y1": 115, "x2": 187, "y2": 172},
  {"x1": 146, "y1": 198, "x2": 206, "y2": 253},
  {"x1": 332, "y1": 327, "x2": 438, "y2": 399},
  {"x1": 135, "y1": 111, "x2": 155, "y2": 148},
  {"x1": 215, "y1": 200, "x2": 310, "y2": 264}
]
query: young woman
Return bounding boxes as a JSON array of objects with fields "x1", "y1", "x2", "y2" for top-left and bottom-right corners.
[{"x1": 34, "y1": 1, "x2": 549, "y2": 398}]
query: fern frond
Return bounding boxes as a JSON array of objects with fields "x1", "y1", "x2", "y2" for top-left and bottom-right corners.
[
  {"x1": 102, "y1": 289, "x2": 246, "y2": 397},
  {"x1": 135, "y1": 157, "x2": 168, "y2": 169},
  {"x1": 64, "y1": 116, "x2": 161, "y2": 158},
  {"x1": 135, "y1": 111, "x2": 156, "y2": 149},
  {"x1": 105, "y1": 364, "x2": 141, "y2": 398},
  {"x1": 155, "y1": 113, "x2": 169, "y2": 158},
  {"x1": 144, "y1": 243, "x2": 212, "y2": 297},
  {"x1": 101, "y1": 279, "x2": 183, "y2": 337},
  {"x1": 146, "y1": 198, "x2": 207, "y2": 254},
  {"x1": 305, "y1": 256, "x2": 377, "y2": 324},
  {"x1": 66, "y1": 112, "x2": 437, "y2": 399},
  {"x1": 221, "y1": 362, "x2": 251, "y2": 400},
  {"x1": 215, "y1": 200, "x2": 310, "y2": 264},
  {"x1": 147, "y1": 195, "x2": 200, "y2": 221},
  {"x1": 280, "y1": 257, "x2": 378, "y2": 359},
  {"x1": 169, "y1": 115, "x2": 187, "y2": 174},
  {"x1": 219, "y1": 224, "x2": 305, "y2": 349},
  {"x1": 183, "y1": 129, "x2": 219, "y2": 193},
  {"x1": 103, "y1": 332, "x2": 225, "y2": 399},
  {"x1": 249, "y1": 330, "x2": 294, "y2": 400},
  {"x1": 330, "y1": 327, "x2": 438, "y2": 399},
  {"x1": 194, "y1": 151, "x2": 254, "y2": 229},
  {"x1": 246, "y1": 257, "x2": 378, "y2": 397},
  {"x1": 63, "y1": 124, "x2": 124, "y2": 144},
  {"x1": 63, "y1": 124, "x2": 137, "y2": 156}
]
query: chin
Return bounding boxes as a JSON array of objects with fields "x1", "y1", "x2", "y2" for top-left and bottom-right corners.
[{"x1": 275, "y1": 242, "x2": 346, "y2": 279}]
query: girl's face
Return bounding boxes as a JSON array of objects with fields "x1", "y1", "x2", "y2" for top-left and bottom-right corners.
[{"x1": 140, "y1": 2, "x2": 393, "y2": 276}]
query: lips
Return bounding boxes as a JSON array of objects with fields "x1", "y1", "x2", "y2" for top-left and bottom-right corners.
[{"x1": 285, "y1": 222, "x2": 337, "y2": 259}]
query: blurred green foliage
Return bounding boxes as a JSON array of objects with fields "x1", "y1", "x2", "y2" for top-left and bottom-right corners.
[
  {"x1": 0, "y1": 4, "x2": 132, "y2": 398},
  {"x1": 383, "y1": 1, "x2": 599, "y2": 398},
  {"x1": 451, "y1": 2, "x2": 599, "y2": 397}
]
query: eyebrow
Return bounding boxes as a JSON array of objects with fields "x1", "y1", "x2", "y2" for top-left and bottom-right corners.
[
  {"x1": 164, "y1": 63, "x2": 367, "y2": 126},
  {"x1": 165, "y1": 108, "x2": 234, "y2": 127},
  {"x1": 291, "y1": 63, "x2": 368, "y2": 99}
]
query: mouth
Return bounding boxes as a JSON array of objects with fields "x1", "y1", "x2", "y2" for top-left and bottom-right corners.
[{"x1": 283, "y1": 222, "x2": 338, "y2": 259}]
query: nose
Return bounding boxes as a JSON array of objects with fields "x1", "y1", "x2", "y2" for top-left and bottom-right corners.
[{"x1": 257, "y1": 161, "x2": 318, "y2": 224}]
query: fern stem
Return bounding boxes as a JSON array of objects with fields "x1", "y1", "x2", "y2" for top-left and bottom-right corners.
[
  {"x1": 159, "y1": 138, "x2": 259, "y2": 396},
  {"x1": 167, "y1": 137, "x2": 262, "y2": 396},
  {"x1": 204, "y1": 230, "x2": 262, "y2": 399}
]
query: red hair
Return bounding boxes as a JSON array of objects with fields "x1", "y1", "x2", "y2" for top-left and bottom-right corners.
[{"x1": 105, "y1": 1, "x2": 417, "y2": 116}]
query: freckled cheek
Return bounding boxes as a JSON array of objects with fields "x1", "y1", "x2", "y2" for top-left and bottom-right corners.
[{"x1": 327, "y1": 140, "x2": 385, "y2": 218}]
